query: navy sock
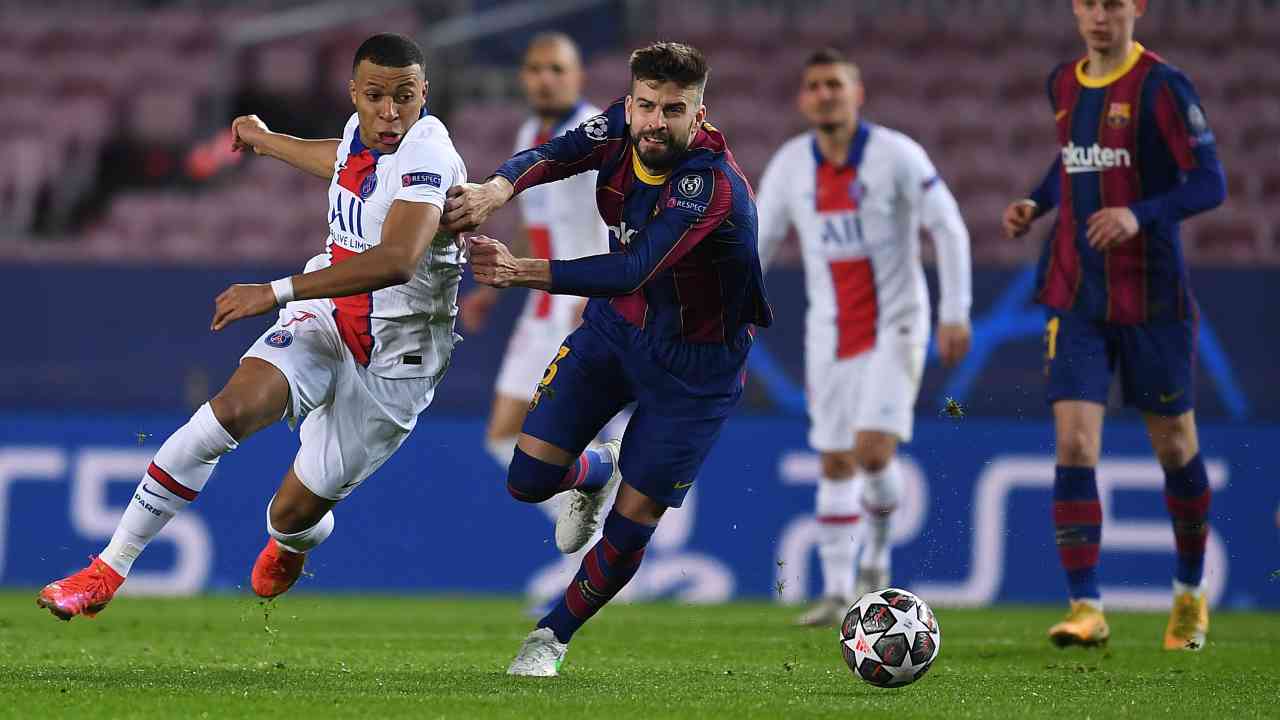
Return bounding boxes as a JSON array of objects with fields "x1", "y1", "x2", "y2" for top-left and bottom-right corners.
[
  {"x1": 538, "y1": 510, "x2": 655, "y2": 643},
  {"x1": 1164, "y1": 453, "x2": 1211, "y2": 587},
  {"x1": 1053, "y1": 465, "x2": 1102, "y2": 601},
  {"x1": 507, "y1": 447, "x2": 567, "y2": 503},
  {"x1": 561, "y1": 447, "x2": 614, "y2": 494}
]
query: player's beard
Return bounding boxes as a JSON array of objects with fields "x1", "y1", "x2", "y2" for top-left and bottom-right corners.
[{"x1": 631, "y1": 128, "x2": 687, "y2": 173}]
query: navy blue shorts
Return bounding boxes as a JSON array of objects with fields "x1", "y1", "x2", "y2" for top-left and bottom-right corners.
[
  {"x1": 521, "y1": 310, "x2": 748, "y2": 508},
  {"x1": 1043, "y1": 308, "x2": 1196, "y2": 416}
]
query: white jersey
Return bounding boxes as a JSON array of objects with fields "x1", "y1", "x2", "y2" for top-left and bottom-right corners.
[
  {"x1": 317, "y1": 112, "x2": 467, "y2": 379},
  {"x1": 757, "y1": 123, "x2": 971, "y2": 360},
  {"x1": 512, "y1": 102, "x2": 608, "y2": 324}
]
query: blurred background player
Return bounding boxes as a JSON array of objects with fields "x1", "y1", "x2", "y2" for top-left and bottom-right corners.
[
  {"x1": 757, "y1": 48, "x2": 972, "y2": 626},
  {"x1": 447, "y1": 42, "x2": 771, "y2": 676},
  {"x1": 458, "y1": 33, "x2": 609, "y2": 473},
  {"x1": 37, "y1": 33, "x2": 467, "y2": 619},
  {"x1": 1002, "y1": 0, "x2": 1225, "y2": 650}
]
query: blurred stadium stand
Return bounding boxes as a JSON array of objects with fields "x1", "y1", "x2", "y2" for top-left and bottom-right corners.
[{"x1": 0, "y1": 0, "x2": 1276, "y2": 266}]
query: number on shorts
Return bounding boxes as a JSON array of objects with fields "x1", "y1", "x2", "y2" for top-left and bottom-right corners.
[
  {"x1": 540, "y1": 345, "x2": 571, "y2": 387},
  {"x1": 1044, "y1": 316, "x2": 1060, "y2": 361}
]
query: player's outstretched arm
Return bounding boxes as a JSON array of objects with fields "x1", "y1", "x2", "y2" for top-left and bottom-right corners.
[
  {"x1": 919, "y1": 179, "x2": 972, "y2": 366},
  {"x1": 210, "y1": 201, "x2": 441, "y2": 331},
  {"x1": 231, "y1": 115, "x2": 340, "y2": 180}
]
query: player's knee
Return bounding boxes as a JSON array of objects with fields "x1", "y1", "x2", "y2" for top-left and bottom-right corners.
[
  {"x1": 506, "y1": 447, "x2": 564, "y2": 503},
  {"x1": 854, "y1": 435, "x2": 896, "y2": 473},
  {"x1": 820, "y1": 453, "x2": 856, "y2": 480},
  {"x1": 1056, "y1": 427, "x2": 1100, "y2": 467},
  {"x1": 209, "y1": 390, "x2": 274, "y2": 441},
  {"x1": 1153, "y1": 435, "x2": 1196, "y2": 471},
  {"x1": 268, "y1": 496, "x2": 326, "y2": 535}
]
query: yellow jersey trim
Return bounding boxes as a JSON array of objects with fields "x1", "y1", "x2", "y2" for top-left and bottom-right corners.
[
  {"x1": 1076, "y1": 42, "x2": 1145, "y2": 89},
  {"x1": 632, "y1": 151, "x2": 669, "y2": 186}
]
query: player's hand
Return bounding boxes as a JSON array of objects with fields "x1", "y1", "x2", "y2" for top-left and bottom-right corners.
[
  {"x1": 1002, "y1": 199, "x2": 1038, "y2": 239},
  {"x1": 1086, "y1": 207, "x2": 1139, "y2": 251},
  {"x1": 469, "y1": 235, "x2": 520, "y2": 288},
  {"x1": 230, "y1": 115, "x2": 271, "y2": 155},
  {"x1": 442, "y1": 178, "x2": 513, "y2": 232},
  {"x1": 211, "y1": 283, "x2": 276, "y2": 331},
  {"x1": 458, "y1": 286, "x2": 499, "y2": 332},
  {"x1": 936, "y1": 322, "x2": 972, "y2": 367}
]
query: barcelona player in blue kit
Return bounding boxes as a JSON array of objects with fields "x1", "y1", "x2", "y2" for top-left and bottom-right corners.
[
  {"x1": 445, "y1": 42, "x2": 771, "y2": 675},
  {"x1": 1003, "y1": 0, "x2": 1225, "y2": 651}
]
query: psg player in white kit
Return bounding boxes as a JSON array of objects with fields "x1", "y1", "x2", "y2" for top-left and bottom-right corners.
[
  {"x1": 458, "y1": 33, "x2": 608, "y2": 473},
  {"x1": 757, "y1": 49, "x2": 973, "y2": 626},
  {"x1": 37, "y1": 34, "x2": 466, "y2": 619}
]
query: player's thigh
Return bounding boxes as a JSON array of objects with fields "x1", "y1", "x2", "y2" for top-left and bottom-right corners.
[
  {"x1": 240, "y1": 299, "x2": 344, "y2": 427},
  {"x1": 619, "y1": 384, "x2": 742, "y2": 509},
  {"x1": 806, "y1": 352, "x2": 863, "y2": 453},
  {"x1": 854, "y1": 339, "x2": 926, "y2": 446},
  {"x1": 1116, "y1": 317, "x2": 1196, "y2": 416},
  {"x1": 519, "y1": 324, "x2": 634, "y2": 461},
  {"x1": 293, "y1": 366, "x2": 435, "y2": 501},
  {"x1": 486, "y1": 394, "x2": 532, "y2": 441},
  {"x1": 1043, "y1": 310, "x2": 1113, "y2": 407}
]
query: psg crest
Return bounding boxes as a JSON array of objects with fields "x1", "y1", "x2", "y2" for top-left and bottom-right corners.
[
  {"x1": 359, "y1": 172, "x2": 378, "y2": 200},
  {"x1": 265, "y1": 329, "x2": 293, "y2": 348}
]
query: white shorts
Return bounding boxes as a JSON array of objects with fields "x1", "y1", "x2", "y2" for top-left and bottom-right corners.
[
  {"x1": 494, "y1": 297, "x2": 579, "y2": 401},
  {"x1": 242, "y1": 298, "x2": 437, "y2": 500},
  {"x1": 806, "y1": 337, "x2": 926, "y2": 451}
]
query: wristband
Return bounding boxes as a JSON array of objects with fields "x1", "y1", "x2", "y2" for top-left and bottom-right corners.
[{"x1": 270, "y1": 277, "x2": 295, "y2": 307}]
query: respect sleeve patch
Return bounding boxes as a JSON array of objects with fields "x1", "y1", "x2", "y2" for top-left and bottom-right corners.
[{"x1": 402, "y1": 172, "x2": 442, "y2": 188}]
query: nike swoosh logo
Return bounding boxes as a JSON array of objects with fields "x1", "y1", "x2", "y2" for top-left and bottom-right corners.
[
  {"x1": 141, "y1": 484, "x2": 167, "y2": 499},
  {"x1": 673, "y1": 480, "x2": 695, "y2": 490},
  {"x1": 1159, "y1": 390, "x2": 1184, "y2": 403},
  {"x1": 1055, "y1": 110, "x2": 1068, "y2": 121}
]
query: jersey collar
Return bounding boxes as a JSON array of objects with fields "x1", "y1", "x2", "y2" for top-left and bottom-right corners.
[
  {"x1": 1076, "y1": 41, "x2": 1145, "y2": 88},
  {"x1": 810, "y1": 121, "x2": 871, "y2": 170},
  {"x1": 632, "y1": 150, "x2": 670, "y2": 186}
]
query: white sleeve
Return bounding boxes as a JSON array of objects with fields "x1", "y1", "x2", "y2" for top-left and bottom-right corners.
[
  {"x1": 755, "y1": 148, "x2": 793, "y2": 272},
  {"x1": 392, "y1": 138, "x2": 463, "y2": 209},
  {"x1": 901, "y1": 140, "x2": 971, "y2": 325}
]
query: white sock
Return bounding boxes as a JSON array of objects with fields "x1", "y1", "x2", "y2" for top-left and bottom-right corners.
[
  {"x1": 816, "y1": 475, "x2": 862, "y2": 600},
  {"x1": 860, "y1": 460, "x2": 902, "y2": 573},
  {"x1": 268, "y1": 502, "x2": 335, "y2": 554},
  {"x1": 100, "y1": 403, "x2": 237, "y2": 576},
  {"x1": 1173, "y1": 579, "x2": 1203, "y2": 599},
  {"x1": 485, "y1": 435, "x2": 517, "y2": 469}
]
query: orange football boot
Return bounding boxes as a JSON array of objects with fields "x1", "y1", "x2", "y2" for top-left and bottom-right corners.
[
  {"x1": 37, "y1": 557, "x2": 125, "y2": 621},
  {"x1": 1048, "y1": 600, "x2": 1110, "y2": 647},
  {"x1": 251, "y1": 539, "x2": 306, "y2": 598},
  {"x1": 1163, "y1": 591, "x2": 1209, "y2": 651}
]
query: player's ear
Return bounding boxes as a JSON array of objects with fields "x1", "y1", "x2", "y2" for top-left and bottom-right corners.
[
  {"x1": 1134, "y1": 0, "x2": 1147, "y2": 18},
  {"x1": 349, "y1": 78, "x2": 357, "y2": 108},
  {"x1": 695, "y1": 104, "x2": 707, "y2": 127},
  {"x1": 624, "y1": 94, "x2": 633, "y2": 125}
]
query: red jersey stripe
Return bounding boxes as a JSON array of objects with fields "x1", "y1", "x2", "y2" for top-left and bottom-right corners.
[
  {"x1": 329, "y1": 244, "x2": 375, "y2": 366},
  {"x1": 829, "y1": 258, "x2": 877, "y2": 359}
]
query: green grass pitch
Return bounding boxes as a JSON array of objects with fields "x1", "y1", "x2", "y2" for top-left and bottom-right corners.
[{"x1": 2, "y1": 592, "x2": 1276, "y2": 719}]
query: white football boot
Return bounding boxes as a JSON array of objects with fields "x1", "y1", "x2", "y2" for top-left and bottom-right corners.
[
  {"x1": 555, "y1": 439, "x2": 622, "y2": 553},
  {"x1": 507, "y1": 627, "x2": 568, "y2": 677},
  {"x1": 792, "y1": 595, "x2": 851, "y2": 627}
]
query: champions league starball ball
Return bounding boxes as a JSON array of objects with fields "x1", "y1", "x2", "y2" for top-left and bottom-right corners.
[{"x1": 839, "y1": 588, "x2": 940, "y2": 688}]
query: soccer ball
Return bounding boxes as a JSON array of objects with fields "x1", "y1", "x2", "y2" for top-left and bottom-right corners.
[{"x1": 839, "y1": 587, "x2": 940, "y2": 688}]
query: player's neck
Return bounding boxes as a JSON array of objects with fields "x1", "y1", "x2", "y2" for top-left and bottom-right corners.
[
  {"x1": 1084, "y1": 38, "x2": 1136, "y2": 79},
  {"x1": 815, "y1": 121, "x2": 857, "y2": 167}
]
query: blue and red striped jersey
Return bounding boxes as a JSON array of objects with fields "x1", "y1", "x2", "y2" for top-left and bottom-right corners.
[
  {"x1": 1028, "y1": 43, "x2": 1226, "y2": 324},
  {"x1": 494, "y1": 99, "x2": 773, "y2": 345}
]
